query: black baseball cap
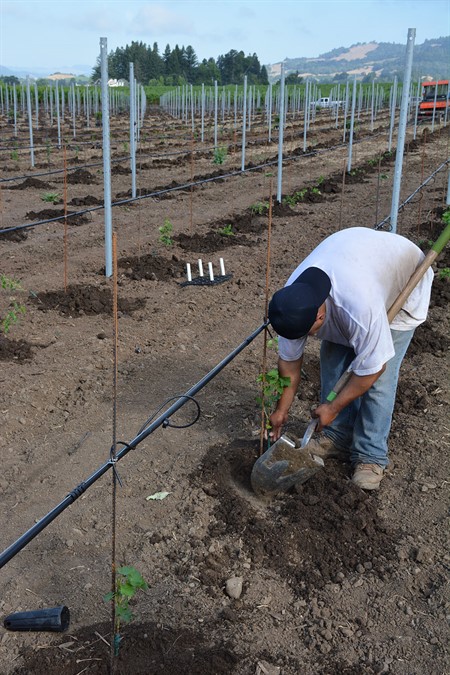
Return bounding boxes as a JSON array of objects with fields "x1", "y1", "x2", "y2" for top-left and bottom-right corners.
[{"x1": 268, "y1": 267, "x2": 331, "y2": 339}]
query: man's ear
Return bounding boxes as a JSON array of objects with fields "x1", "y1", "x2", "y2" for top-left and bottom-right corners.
[{"x1": 316, "y1": 305, "x2": 326, "y2": 321}]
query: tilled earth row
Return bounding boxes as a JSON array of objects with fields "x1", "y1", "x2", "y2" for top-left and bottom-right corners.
[{"x1": 0, "y1": 110, "x2": 449, "y2": 674}]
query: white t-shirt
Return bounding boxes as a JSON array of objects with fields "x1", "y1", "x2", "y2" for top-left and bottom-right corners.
[{"x1": 277, "y1": 228, "x2": 433, "y2": 376}]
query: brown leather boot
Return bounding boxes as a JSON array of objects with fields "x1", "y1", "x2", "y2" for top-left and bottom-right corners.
[{"x1": 352, "y1": 463, "x2": 384, "y2": 490}]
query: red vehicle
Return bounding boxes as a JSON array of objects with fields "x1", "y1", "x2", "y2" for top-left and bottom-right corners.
[{"x1": 418, "y1": 80, "x2": 450, "y2": 118}]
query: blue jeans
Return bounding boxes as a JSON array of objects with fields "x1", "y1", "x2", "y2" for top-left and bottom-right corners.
[{"x1": 320, "y1": 329, "x2": 415, "y2": 468}]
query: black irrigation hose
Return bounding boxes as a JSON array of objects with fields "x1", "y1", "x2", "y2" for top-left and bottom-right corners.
[
  {"x1": 137, "y1": 394, "x2": 201, "y2": 433},
  {"x1": 1, "y1": 135, "x2": 445, "y2": 237},
  {"x1": 0, "y1": 115, "x2": 391, "y2": 186},
  {"x1": 0, "y1": 320, "x2": 268, "y2": 569},
  {"x1": 0, "y1": 129, "x2": 387, "y2": 236},
  {"x1": 0, "y1": 155, "x2": 132, "y2": 184},
  {"x1": 0, "y1": 141, "x2": 232, "y2": 185},
  {"x1": 375, "y1": 159, "x2": 450, "y2": 231}
]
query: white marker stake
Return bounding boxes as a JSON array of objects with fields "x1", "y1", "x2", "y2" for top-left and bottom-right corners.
[
  {"x1": 186, "y1": 263, "x2": 192, "y2": 282},
  {"x1": 198, "y1": 259, "x2": 204, "y2": 277},
  {"x1": 219, "y1": 257, "x2": 226, "y2": 276},
  {"x1": 208, "y1": 262, "x2": 214, "y2": 281}
]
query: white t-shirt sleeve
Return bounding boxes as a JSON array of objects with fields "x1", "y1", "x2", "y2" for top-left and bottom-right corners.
[{"x1": 278, "y1": 335, "x2": 308, "y2": 361}]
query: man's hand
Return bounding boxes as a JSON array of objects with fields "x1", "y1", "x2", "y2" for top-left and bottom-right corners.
[
  {"x1": 268, "y1": 409, "x2": 289, "y2": 441},
  {"x1": 266, "y1": 356, "x2": 303, "y2": 442},
  {"x1": 312, "y1": 367, "x2": 386, "y2": 430},
  {"x1": 311, "y1": 402, "x2": 338, "y2": 431}
]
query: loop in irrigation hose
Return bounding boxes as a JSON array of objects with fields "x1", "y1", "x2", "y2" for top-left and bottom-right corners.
[
  {"x1": 0, "y1": 320, "x2": 268, "y2": 569},
  {"x1": 139, "y1": 394, "x2": 201, "y2": 435}
]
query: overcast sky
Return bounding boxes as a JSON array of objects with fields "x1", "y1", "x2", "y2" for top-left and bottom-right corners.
[{"x1": 1, "y1": 0, "x2": 449, "y2": 74}]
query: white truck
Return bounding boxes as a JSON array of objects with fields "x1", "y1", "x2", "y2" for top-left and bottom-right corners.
[
  {"x1": 314, "y1": 97, "x2": 332, "y2": 108},
  {"x1": 312, "y1": 97, "x2": 344, "y2": 109}
]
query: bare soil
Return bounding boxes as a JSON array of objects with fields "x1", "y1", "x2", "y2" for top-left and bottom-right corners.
[{"x1": 0, "y1": 108, "x2": 449, "y2": 675}]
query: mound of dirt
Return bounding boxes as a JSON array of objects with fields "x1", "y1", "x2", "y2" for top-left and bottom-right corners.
[
  {"x1": 176, "y1": 231, "x2": 254, "y2": 253},
  {"x1": 9, "y1": 177, "x2": 54, "y2": 190},
  {"x1": 69, "y1": 195, "x2": 103, "y2": 206},
  {"x1": 0, "y1": 226, "x2": 28, "y2": 242},
  {"x1": 194, "y1": 440, "x2": 397, "y2": 595},
  {"x1": 0, "y1": 336, "x2": 34, "y2": 362},
  {"x1": 25, "y1": 209, "x2": 90, "y2": 226},
  {"x1": 30, "y1": 284, "x2": 146, "y2": 316},
  {"x1": 117, "y1": 253, "x2": 186, "y2": 281},
  {"x1": 13, "y1": 620, "x2": 239, "y2": 675},
  {"x1": 67, "y1": 168, "x2": 97, "y2": 185}
]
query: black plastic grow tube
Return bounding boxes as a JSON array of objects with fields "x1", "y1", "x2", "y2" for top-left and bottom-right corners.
[{"x1": 0, "y1": 320, "x2": 269, "y2": 570}]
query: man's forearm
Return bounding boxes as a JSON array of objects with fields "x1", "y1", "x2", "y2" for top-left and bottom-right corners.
[
  {"x1": 275, "y1": 356, "x2": 303, "y2": 413},
  {"x1": 328, "y1": 368, "x2": 385, "y2": 416},
  {"x1": 314, "y1": 366, "x2": 386, "y2": 429},
  {"x1": 268, "y1": 357, "x2": 304, "y2": 440}
]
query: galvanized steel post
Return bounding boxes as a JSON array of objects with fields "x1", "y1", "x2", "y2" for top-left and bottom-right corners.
[
  {"x1": 26, "y1": 78, "x2": 34, "y2": 168},
  {"x1": 129, "y1": 63, "x2": 137, "y2": 200},
  {"x1": 201, "y1": 83, "x2": 205, "y2": 142},
  {"x1": 388, "y1": 76, "x2": 398, "y2": 152},
  {"x1": 390, "y1": 28, "x2": 416, "y2": 233},
  {"x1": 241, "y1": 75, "x2": 247, "y2": 172},
  {"x1": 100, "y1": 37, "x2": 113, "y2": 277},
  {"x1": 347, "y1": 76, "x2": 357, "y2": 173},
  {"x1": 55, "y1": 80, "x2": 61, "y2": 148},
  {"x1": 34, "y1": 82, "x2": 39, "y2": 130},
  {"x1": 276, "y1": 64, "x2": 285, "y2": 203},
  {"x1": 214, "y1": 80, "x2": 218, "y2": 149}
]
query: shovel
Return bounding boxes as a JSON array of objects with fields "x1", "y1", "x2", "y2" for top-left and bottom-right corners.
[
  {"x1": 251, "y1": 420, "x2": 324, "y2": 496},
  {"x1": 251, "y1": 222, "x2": 450, "y2": 497}
]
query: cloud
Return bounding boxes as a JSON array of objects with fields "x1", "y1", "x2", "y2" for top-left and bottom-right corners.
[
  {"x1": 128, "y1": 4, "x2": 193, "y2": 35},
  {"x1": 72, "y1": 8, "x2": 124, "y2": 33},
  {"x1": 1, "y1": 1, "x2": 27, "y2": 18}
]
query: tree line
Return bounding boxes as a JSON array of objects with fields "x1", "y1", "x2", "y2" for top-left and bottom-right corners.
[{"x1": 91, "y1": 41, "x2": 269, "y2": 86}]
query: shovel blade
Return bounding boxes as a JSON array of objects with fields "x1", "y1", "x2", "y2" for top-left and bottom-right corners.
[{"x1": 251, "y1": 434, "x2": 324, "y2": 497}]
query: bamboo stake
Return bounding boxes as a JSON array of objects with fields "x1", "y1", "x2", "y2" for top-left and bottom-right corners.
[
  {"x1": 260, "y1": 177, "x2": 274, "y2": 456},
  {"x1": 338, "y1": 158, "x2": 346, "y2": 231},
  {"x1": 417, "y1": 132, "x2": 426, "y2": 233},
  {"x1": 375, "y1": 155, "x2": 382, "y2": 225},
  {"x1": 110, "y1": 232, "x2": 119, "y2": 673},
  {"x1": 190, "y1": 133, "x2": 194, "y2": 231}
]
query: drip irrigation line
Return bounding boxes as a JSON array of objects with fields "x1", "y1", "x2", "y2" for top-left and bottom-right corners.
[
  {"x1": 137, "y1": 394, "x2": 201, "y2": 434},
  {"x1": 1, "y1": 113, "x2": 394, "y2": 186},
  {"x1": 1, "y1": 154, "x2": 133, "y2": 185},
  {"x1": 0, "y1": 320, "x2": 268, "y2": 570},
  {"x1": 0, "y1": 162, "x2": 282, "y2": 234},
  {"x1": 375, "y1": 159, "x2": 449, "y2": 231},
  {"x1": 0, "y1": 129, "x2": 444, "y2": 236},
  {"x1": 0, "y1": 137, "x2": 262, "y2": 185}
]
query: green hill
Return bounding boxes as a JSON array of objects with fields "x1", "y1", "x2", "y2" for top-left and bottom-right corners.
[{"x1": 268, "y1": 36, "x2": 450, "y2": 82}]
